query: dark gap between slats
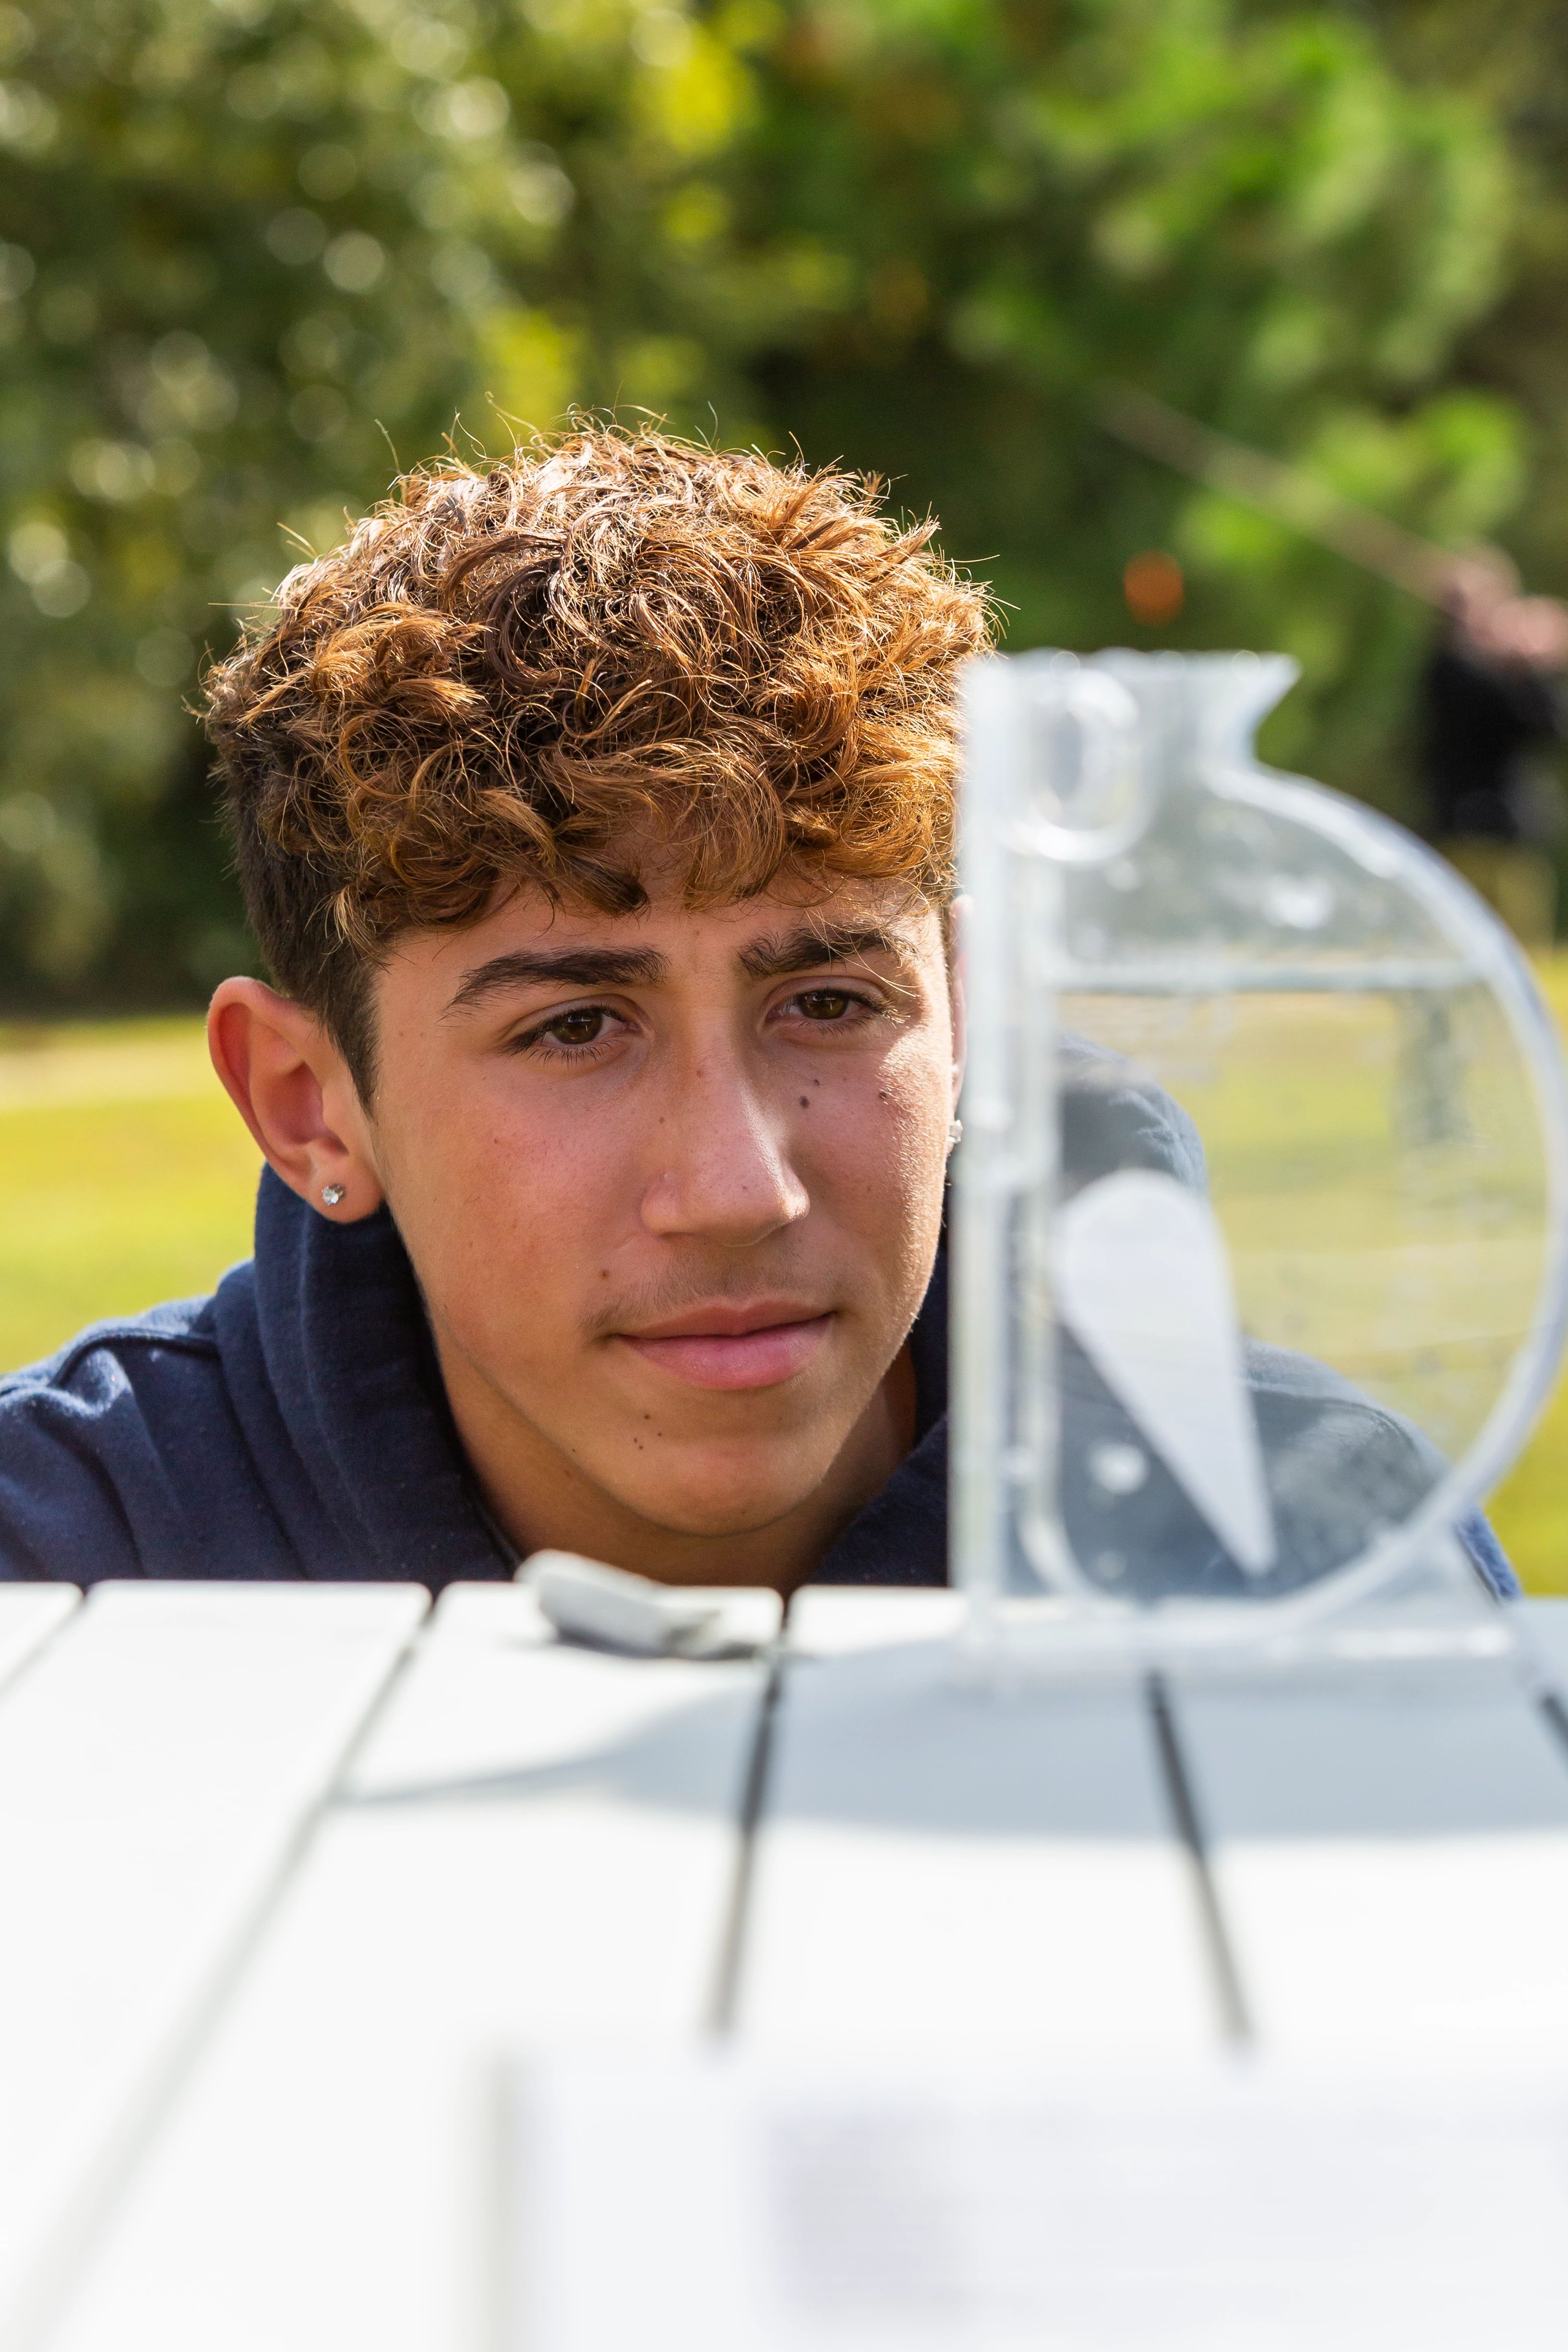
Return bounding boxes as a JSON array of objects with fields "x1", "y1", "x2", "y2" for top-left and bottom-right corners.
[
  {"x1": 1146, "y1": 1672, "x2": 1254, "y2": 2048},
  {"x1": 706, "y1": 1650, "x2": 785, "y2": 2037}
]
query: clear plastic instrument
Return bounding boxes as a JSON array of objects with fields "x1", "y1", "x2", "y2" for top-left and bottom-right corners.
[{"x1": 952, "y1": 651, "x2": 1568, "y2": 1668}]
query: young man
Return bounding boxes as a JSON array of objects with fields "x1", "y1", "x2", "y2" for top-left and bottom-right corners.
[
  {"x1": 0, "y1": 429, "x2": 1515, "y2": 1599},
  {"x1": 0, "y1": 432, "x2": 981, "y2": 1590}
]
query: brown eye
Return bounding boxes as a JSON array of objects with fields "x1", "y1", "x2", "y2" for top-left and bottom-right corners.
[
  {"x1": 797, "y1": 989, "x2": 853, "y2": 1021},
  {"x1": 546, "y1": 1008, "x2": 606, "y2": 1046}
]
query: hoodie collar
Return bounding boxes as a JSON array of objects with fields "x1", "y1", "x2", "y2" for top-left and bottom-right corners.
[{"x1": 247, "y1": 1168, "x2": 502, "y2": 1585}]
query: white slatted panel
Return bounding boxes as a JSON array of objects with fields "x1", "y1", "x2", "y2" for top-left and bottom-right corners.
[
  {"x1": 0, "y1": 1584, "x2": 78, "y2": 1691},
  {"x1": 0, "y1": 1579, "x2": 427, "y2": 2352},
  {"x1": 1514, "y1": 1594, "x2": 1568, "y2": 1710},
  {"x1": 1169, "y1": 1600, "x2": 1568, "y2": 2057},
  {"x1": 738, "y1": 1586, "x2": 1216, "y2": 2055},
  {"x1": 47, "y1": 1584, "x2": 766, "y2": 2352}
]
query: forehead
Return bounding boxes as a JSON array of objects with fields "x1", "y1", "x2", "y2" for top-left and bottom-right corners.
[{"x1": 382, "y1": 873, "x2": 945, "y2": 1000}]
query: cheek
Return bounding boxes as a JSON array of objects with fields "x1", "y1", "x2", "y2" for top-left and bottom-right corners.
[
  {"x1": 817, "y1": 1033, "x2": 951, "y2": 1236},
  {"x1": 375, "y1": 1076, "x2": 626, "y2": 1338},
  {"x1": 879, "y1": 1025, "x2": 956, "y2": 1147}
]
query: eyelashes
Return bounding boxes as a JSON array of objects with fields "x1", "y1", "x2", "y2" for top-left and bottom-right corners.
[
  {"x1": 792, "y1": 987, "x2": 862, "y2": 1022},
  {"x1": 506, "y1": 985, "x2": 891, "y2": 1064},
  {"x1": 507, "y1": 1004, "x2": 624, "y2": 1061}
]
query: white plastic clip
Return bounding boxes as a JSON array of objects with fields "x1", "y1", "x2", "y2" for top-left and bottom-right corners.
[{"x1": 521, "y1": 1550, "x2": 782, "y2": 1659}]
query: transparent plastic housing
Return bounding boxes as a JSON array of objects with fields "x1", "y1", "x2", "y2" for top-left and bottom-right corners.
[{"x1": 952, "y1": 651, "x2": 1568, "y2": 1654}]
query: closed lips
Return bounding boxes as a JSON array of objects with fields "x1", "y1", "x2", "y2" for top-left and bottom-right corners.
[{"x1": 617, "y1": 1306, "x2": 835, "y2": 1391}]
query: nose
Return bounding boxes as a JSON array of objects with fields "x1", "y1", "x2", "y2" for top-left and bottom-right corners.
[{"x1": 638, "y1": 1048, "x2": 809, "y2": 1248}]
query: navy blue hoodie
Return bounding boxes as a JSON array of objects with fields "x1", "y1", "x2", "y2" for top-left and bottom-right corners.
[{"x1": 0, "y1": 1063, "x2": 1516, "y2": 1598}]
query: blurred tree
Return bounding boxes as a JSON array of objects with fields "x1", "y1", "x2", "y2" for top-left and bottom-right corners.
[
  {"x1": 0, "y1": 0, "x2": 778, "y2": 999},
  {"x1": 0, "y1": 0, "x2": 471, "y2": 996},
  {"x1": 724, "y1": 0, "x2": 1523, "y2": 806},
  {"x1": 1372, "y1": 0, "x2": 1568, "y2": 594},
  {"x1": 0, "y1": 0, "x2": 1537, "y2": 1000}
]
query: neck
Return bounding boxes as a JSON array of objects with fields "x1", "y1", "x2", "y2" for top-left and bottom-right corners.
[{"x1": 435, "y1": 1341, "x2": 917, "y2": 1595}]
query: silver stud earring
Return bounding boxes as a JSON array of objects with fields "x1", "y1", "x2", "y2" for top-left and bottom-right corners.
[
  {"x1": 946, "y1": 1117, "x2": 963, "y2": 1152},
  {"x1": 321, "y1": 1183, "x2": 346, "y2": 1208}
]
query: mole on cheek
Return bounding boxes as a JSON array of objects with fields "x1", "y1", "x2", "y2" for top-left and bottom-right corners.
[{"x1": 799, "y1": 1095, "x2": 809, "y2": 1109}]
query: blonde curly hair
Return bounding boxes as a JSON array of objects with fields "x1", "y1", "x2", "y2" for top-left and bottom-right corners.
[{"x1": 205, "y1": 425, "x2": 993, "y2": 1090}]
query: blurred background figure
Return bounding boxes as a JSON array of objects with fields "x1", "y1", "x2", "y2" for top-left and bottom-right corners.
[{"x1": 1421, "y1": 552, "x2": 1568, "y2": 948}]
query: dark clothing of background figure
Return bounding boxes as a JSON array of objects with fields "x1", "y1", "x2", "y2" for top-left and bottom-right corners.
[
  {"x1": 0, "y1": 1052, "x2": 1517, "y2": 1604},
  {"x1": 1420, "y1": 637, "x2": 1564, "y2": 846}
]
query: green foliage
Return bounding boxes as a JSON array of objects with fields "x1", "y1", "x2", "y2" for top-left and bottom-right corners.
[
  {"x1": 1371, "y1": 1, "x2": 1568, "y2": 597},
  {"x1": 0, "y1": 0, "x2": 1537, "y2": 999},
  {"x1": 727, "y1": 0, "x2": 1521, "y2": 803}
]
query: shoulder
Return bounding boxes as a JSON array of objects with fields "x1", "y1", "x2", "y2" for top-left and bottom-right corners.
[
  {"x1": 0, "y1": 1281, "x2": 248, "y2": 1583},
  {"x1": 1240, "y1": 1336, "x2": 1445, "y2": 1506},
  {"x1": 1242, "y1": 1342, "x2": 1517, "y2": 1597},
  {"x1": 0, "y1": 1293, "x2": 222, "y2": 1396},
  {"x1": 0, "y1": 1293, "x2": 228, "y2": 1460}
]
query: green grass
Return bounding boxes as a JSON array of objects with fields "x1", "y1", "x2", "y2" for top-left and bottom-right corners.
[
  {"x1": 0, "y1": 990, "x2": 1566, "y2": 1589},
  {"x1": 0, "y1": 1019, "x2": 260, "y2": 1372},
  {"x1": 1488, "y1": 956, "x2": 1568, "y2": 1593}
]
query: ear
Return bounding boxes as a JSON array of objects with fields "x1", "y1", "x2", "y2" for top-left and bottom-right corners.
[{"x1": 207, "y1": 978, "x2": 384, "y2": 1221}]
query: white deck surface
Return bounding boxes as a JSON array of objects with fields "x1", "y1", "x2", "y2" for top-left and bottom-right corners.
[
  {"x1": 1169, "y1": 1645, "x2": 1568, "y2": 2058},
  {"x1": 0, "y1": 1580, "x2": 428, "y2": 2351},
  {"x1": 46, "y1": 1584, "x2": 765, "y2": 2352},
  {"x1": 740, "y1": 1588, "x2": 1216, "y2": 2057},
  {"x1": 0, "y1": 1581, "x2": 1560, "y2": 2349},
  {"x1": 0, "y1": 1583, "x2": 78, "y2": 1691}
]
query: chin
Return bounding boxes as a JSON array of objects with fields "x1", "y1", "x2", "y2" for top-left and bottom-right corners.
[{"x1": 609, "y1": 1448, "x2": 835, "y2": 1540}]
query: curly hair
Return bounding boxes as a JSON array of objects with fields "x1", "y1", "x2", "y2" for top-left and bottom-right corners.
[{"x1": 205, "y1": 425, "x2": 994, "y2": 1093}]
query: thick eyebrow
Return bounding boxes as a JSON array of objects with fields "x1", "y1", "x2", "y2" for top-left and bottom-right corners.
[
  {"x1": 737, "y1": 921, "x2": 921, "y2": 984},
  {"x1": 444, "y1": 945, "x2": 670, "y2": 1016}
]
